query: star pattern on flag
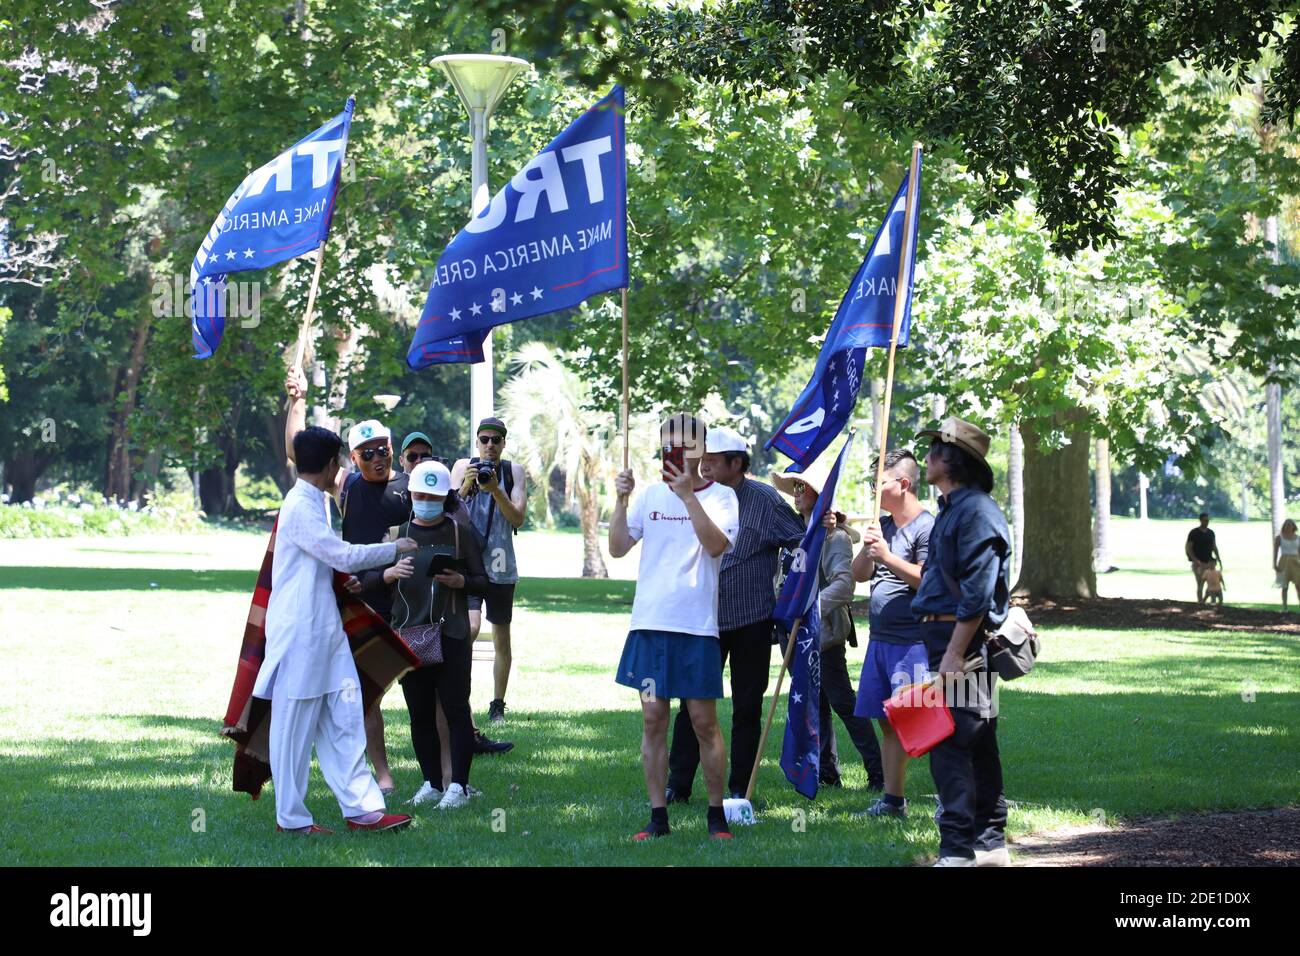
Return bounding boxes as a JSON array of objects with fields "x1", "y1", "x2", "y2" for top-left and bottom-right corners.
[
  {"x1": 470, "y1": 301, "x2": 482, "y2": 316},
  {"x1": 449, "y1": 306, "x2": 462, "y2": 321},
  {"x1": 510, "y1": 291, "x2": 524, "y2": 306},
  {"x1": 243, "y1": 247, "x2": 254, "y2": 259},
  {"x1": 791, "y1": 691, "x2": 802, "y2": 704},
  {"x1": 225, "y1": 250, "x2": 237, "y2": 261},
  {"x1": 530, "y1": 286, "x2": 543, "y2": 300}
]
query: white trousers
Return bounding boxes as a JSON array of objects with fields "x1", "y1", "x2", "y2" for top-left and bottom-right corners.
[{"x1": 269, "y1": 683, "x2": 385, "y2": 829}]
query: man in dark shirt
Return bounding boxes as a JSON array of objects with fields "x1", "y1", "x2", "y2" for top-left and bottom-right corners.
[
  {"x1": 1185, "y1": 513, "x2": 1222, "y2": 604},
  {"x1": 665, "y1": 426, "x2": 806, "y2": 802},
  {"x1": 286, "y1": 367, "x2": 409, "y2": 794},
  {"x1": 910, "y1": 417, "x2": 1012, "y2": 867}
]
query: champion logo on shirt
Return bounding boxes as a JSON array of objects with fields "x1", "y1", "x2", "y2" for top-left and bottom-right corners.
[{"x1": 648, "y1": 511, "x2": 692, "y2": 522}]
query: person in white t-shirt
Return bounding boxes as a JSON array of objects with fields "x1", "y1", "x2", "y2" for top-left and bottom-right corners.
[{"x1": 609, "y1": 413, "x2": 740, "y2": 840}]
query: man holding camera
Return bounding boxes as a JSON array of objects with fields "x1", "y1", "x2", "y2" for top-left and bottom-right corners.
[{"x1": 451, "y1": 417, "x2": 527, "y2": 723}]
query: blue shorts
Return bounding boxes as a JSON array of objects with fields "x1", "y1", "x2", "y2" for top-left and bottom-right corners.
[
  {"x1": 615, "y1": 629, "x2": 724, "y2": 701},
  {"x1": 854, "y1": 639, "x2": 931, "y2": 719}
]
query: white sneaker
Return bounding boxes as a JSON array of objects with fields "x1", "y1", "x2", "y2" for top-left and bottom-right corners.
[
  {"x1": 974, "y1": 846, "x2": 1011, "y2": 867},
  {"x1": 933, "y1": 855, "x2": 976, "y2": 867},
  {"x1": 437, "y1": 782, "x2": 470, "y2": 810},
  {"x1": 407, "y1": 781, "x2": 442, "y2": 806}
]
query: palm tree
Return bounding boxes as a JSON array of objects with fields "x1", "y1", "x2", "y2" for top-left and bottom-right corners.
[{"x1": 497, "y1": 342, "x2": 657, "y2": 578}]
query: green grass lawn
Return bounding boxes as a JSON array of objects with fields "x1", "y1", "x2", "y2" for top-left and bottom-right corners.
[{"x1": 0, "y1": 521, "x2": 1296, "y2": 866}]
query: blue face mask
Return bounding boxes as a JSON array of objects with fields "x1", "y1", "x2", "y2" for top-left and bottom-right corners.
[{"x1": 412, "y1": 499, "x2": 444, "y2": 520}]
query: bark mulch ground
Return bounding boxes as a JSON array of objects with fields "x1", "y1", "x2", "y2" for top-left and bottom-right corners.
[{"x1": 1009, "y1": 808, "x2": 1300, "y2": 867}]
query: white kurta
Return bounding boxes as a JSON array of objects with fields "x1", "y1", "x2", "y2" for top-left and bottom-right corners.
[
  {"x1": 254, "y1": 478, "x2": 398, "y2": 701},
  {"x1": 256, "y1": 478, "x2": 400, "y2": 829}
]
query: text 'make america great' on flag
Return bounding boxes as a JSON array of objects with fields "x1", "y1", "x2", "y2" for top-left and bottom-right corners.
[
  {"x1": 773, "y1": 432, "x2": 855, "y2": 799},
  {"x1": 765, "y1": 152, "x2": 922, "y2": 471},
  {"x1": 407, "y1": 86, "x2": 627, "y2": 368},
  {"x1": 190, "y1": 98, "x2": 354, "y2": 359}
]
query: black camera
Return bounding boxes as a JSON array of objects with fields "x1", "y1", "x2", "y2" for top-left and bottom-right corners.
[{"x1": 469, "y1": 457, "x2": 497, "y2": 484}]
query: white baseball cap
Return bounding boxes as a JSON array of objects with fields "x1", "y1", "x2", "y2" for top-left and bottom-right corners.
[
  {"x1": 706, "y1": 426, "x2": 749, "y2": 454},
  {"x1": 409, "y1": 460, "x2": 451, "y2": 495},
  {"x1": 347, "y1": 419, "x2": 391, "y2": 450}
]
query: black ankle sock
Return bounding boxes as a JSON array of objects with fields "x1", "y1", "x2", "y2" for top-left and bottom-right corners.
[
  {"x1": 707, "y1": 804, "x2": 729, "y2": 834},
  {"x1": 642, "y1": 806, "x2": 670, "y2": 836},
  {"x1": 883, "y1": 792, "x2": 905, "y2": 807}
]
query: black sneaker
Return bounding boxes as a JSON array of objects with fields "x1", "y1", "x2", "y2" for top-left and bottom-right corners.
[
  {"x1": 473, "y1": 730, "x2": 514, "y2": 755},
  {"x1": 819, "y1": 771, "x2": 843, "y2": 788},
  {"x1": 488, "y1": 699, "x2": 506, "y2": 723},
  {"x1": 665, "y1": 786, "x2": 690, "y2": 805},
  {"x1": 855, "y1": 796, "x2": 907, "y2": 819}
]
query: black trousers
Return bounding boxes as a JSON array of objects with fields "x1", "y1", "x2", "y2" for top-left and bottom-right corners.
[
  {"x1": 818, "y1": 641, "x2": 883, "y2": 785},
  {"x1": 667, "y1": 619, "x2": 774, "y2": 797},
  {"x1": 921, "y1": 620, "x2": 1006, "y2": 858},
  {"x1": 399, "y1": 635, "x2": 474, "y2": 787}
]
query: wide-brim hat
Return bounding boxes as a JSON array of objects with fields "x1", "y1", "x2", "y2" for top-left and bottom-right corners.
[
  {"x1": 771, "y1": 459, "x2": 833, "y2": 499},
  {"x1": 916, "y1": 416, "x2": 994, "y2": 492}
]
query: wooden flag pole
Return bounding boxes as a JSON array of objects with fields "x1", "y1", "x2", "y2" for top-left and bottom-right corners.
[
  {"x1": 871, "y1": 142, "x2": 923, "y2": 521},
  {"x1": 621, "y1": 287, "x2": 630, "y2": 470},
  {"x1": 744, "y1": 615, "x2": 804, "y2": 802},
  {"x1": 291, "y1": 240, "x2": 328, "y2": 372}
]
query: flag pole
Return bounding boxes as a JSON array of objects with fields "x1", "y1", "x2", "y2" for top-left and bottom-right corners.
[
  {"x1": 291, "y1": 239, "x2": 328, "y2": 372},
  {"x1": 744, "y1": 615, "x2": 803, "y2": 802},
  {"x1": 870, "y1": 142, "x2": 922, "y2": 521},
  {"x1": 621, "y1": 287, "x2": 630, "y2": 470}
]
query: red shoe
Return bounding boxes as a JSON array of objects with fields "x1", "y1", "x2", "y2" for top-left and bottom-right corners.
[
  {"x1": 276, "y1": 824, "x2": 334, "y2": 834},
  {"x1": 347, "y1": 813, "x2": 413, "y2": 832},
  {"x1": 710, "y1": 830, "x2": 734, "y2": 840}
]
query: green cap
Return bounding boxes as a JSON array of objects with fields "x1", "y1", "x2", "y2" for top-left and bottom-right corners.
[{"x1": 400, "y1": 431, "x2": 433, "y2": 453}]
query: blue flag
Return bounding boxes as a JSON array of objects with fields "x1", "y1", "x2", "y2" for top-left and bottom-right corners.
[
  {"x1": 780, "y1": 604, "x2": 822, "y2": 800},
  {"x1": 408, "y1": 86, "x2": 627, "y2": 368},
  {"x1": 190, "y1": 98, "x2": 355, "y2": 359},
  {"x1": 765, "y1": 152, "x2": 922, "y2": 471},
  {"x1": 773, "y1": 432, "x2": 854, "y2": 799}
]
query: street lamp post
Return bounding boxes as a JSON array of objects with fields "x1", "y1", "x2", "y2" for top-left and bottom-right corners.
[{"x1": 433, "y1": 53, "x2": 532, "y2": 457}]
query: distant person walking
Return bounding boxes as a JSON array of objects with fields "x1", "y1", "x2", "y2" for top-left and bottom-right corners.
[
  {"x1": 1184, "y1": 513, "x2": 1222, "y2": 604},
  {"x1": 1274, "y1": 519, "x2": 1300, "y2": 611}
]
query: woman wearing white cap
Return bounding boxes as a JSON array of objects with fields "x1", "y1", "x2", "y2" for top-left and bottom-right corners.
[{"x1": 380, "y1": 460, "x2": 489, "y2": 810}]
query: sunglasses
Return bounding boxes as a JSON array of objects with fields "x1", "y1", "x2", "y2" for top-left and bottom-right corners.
[
  {"x1": 358, "y1": 445, "x2": 391, "y2": 462},
  {"x1": 404, "y1": 451, "x2": 433, "y2": 466},
  {"x1": 477, "y1": 434, "x2": 503, "y2": 445}
]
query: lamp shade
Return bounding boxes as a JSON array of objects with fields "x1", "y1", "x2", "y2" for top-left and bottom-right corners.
[{"x1": 432, "y1": 54, "x2": 532, "y2": 117}]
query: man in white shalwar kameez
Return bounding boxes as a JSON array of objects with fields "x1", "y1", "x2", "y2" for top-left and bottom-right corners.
[{"x1": 254, "y1": 425, "x2": 419, "y2": 834}]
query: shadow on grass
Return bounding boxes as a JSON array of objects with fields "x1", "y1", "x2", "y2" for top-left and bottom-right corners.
[
  {"x1": 0, "y1": 566, "x2": 257, "y2": 592},
  {"x1": 3, "y1": 670, "x2": 1298, "y2": 866}
]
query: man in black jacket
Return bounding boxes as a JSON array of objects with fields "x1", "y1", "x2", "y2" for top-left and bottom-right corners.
[{"x1": 910, "y1": 417, "x2": 1013, "y2": 867}]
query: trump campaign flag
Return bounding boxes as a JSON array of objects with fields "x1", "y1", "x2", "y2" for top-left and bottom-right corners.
[
  {"x1": 765, "y1": 149, "x2": 922, "y2": 471},
  {"x1": 407, "y1": 86, "x2": 627, "y2": 368},
  {"x1": 190, "y1": 98, "x2": 354, "y2": 359},
  {"x1": 773, "y1": 432, "x2": 855, "y2": 798}
]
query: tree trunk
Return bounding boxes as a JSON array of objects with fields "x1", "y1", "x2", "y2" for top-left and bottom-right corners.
[
  {"x1": 1138, "y1": 472, "x2": 1149, "y2": 520},
  {"x1": 579, "y1": 453, "x2": 608, "y2": 578},
  {"x1": 1007, "y1": 424, "x2": 1025, "y2": 580},
  {"x1": 1267, "y1": 381, "x2": 1284, "y2": 535},
  {"x1": 1015, "y1": 414, "x2": 1097, "y2": 598},
  {"x1": 1092, "y1": 437, "x2": 1113, "y2": 572},
  {"x1": 199, "y1": 418, "x2": 244, "y2": 517},
  {"x1": 264, "y1": 412, "x2": 295, "y2": 493},
  {"x1": 3, "y1": 450, "x2": 53, "y2": 503},
  {"x1": 104, "y1": 312, "x2": 152, "y2": 502}
]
